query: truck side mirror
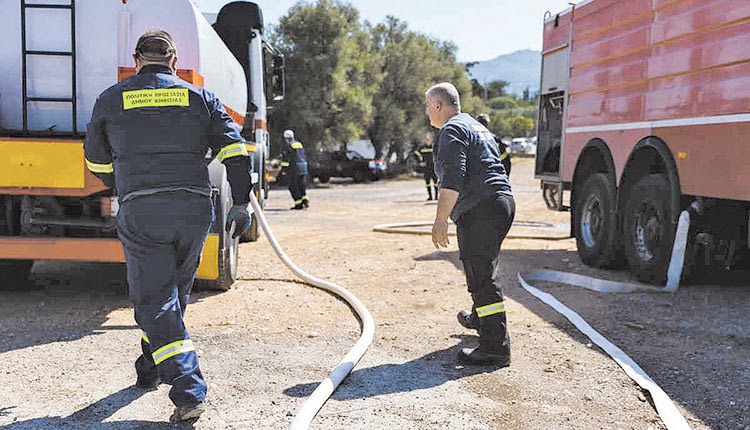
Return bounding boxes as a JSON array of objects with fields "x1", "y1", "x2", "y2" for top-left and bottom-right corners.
[{"x1": 271, "y1": 54, "x2": 285, "y2": 102}]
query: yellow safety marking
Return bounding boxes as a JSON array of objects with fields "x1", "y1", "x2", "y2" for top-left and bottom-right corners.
[
  {"x1": 280, "y1": 162, "x2": 290, "y2": 167},
  {"x1": 152, "y1": 339, "x2": 195, "y2": 365},
  {"x1": 195, "y1": 234, "x2": 219, "y2": 280},
  {"x1": 477, "y1": 302, "x2": 506, "y2": 318},
  {"x1": 216, "y1": 142, "x2": 248, "y2": 162},
  {"x1": 290, "y1": 142, "x2": 303, "y2": 149},
  {"x1": 85, "y1": 158, "x2": 114, "y2": 173},
  {"x1": 499, "y1": 151, "x2": 509, "y2": 161},
  {"x1": 122, "y1": 88, "x2": 189, "y2": 110},
  {"x1": 420, "y1": 148, "x2": 433, "y2": 153},
  {"x1": 245, "y1": 144, "x2": 257, "y2": 153},
  {"x1": 294, "y1": 199, "x2": 303, "y2": 205},
  {"x1": 0, "y1": 140, "x2": 84, "y2": 188},
  {"x1": 142, "y1": 333, "x2": 150, "y2": 344},
  {"x1": 301, "y1": 195, "x2": 309, "y2": 201}
]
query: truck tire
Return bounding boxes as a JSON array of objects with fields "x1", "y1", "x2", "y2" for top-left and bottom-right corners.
[
  {"x1": 240, "y1": 191, "x2": 263, "y2": 243},
  {"x1": 0, "y1": 259, "x2": 34, "y2": 289},
  {"x1": 196, "y1": 174, "x2": 238, "y2": 291},
  {"x1": 623, "y1": 173, "x2": 674, "y2": 284},
  {"x1": 573, "y1": 173, "x2": 619, "y2": 268}
]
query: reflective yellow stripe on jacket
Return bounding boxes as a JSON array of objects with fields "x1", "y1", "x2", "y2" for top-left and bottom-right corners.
[
  {"x1": 85, "y1": 158, "x2": 114, "y2": 173},
  {"x1": 216, "y1": 142, "x2": 248, "y2": 162},
  {"x1": 290, "y1": 141, "x2": 303, "y2": 149}
]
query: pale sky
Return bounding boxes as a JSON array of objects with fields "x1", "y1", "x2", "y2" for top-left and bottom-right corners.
[{"x1": 192, "y1": 0, "x2": 578, "y2": 62}]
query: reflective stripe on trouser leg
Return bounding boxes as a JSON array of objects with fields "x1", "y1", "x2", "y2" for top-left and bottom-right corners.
[
  {"x1": 463, "y1": 258, "x2": 511, "y2": 354},
  {"x1": 117, "y1": 193, "x2": 211, "y2": 406},
  {"x1": 136, "y1": 332, "x2": 158, "y2": 382},
  {"x1": 476, "y1": 302, "x2": 506, "y2": 317}
]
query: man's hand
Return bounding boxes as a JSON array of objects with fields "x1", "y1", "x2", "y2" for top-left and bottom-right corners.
[
  {"x1": 225, "y1": 204, "x2": 252, "y2": 239},
  {"x1": 432, "y1": 219, "x2": 450, "y2": 249}
]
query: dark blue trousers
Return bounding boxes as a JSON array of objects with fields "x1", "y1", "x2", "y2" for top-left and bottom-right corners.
[
  {"x1": 117, "y1": 191, "x2": 213, "y2": 406},
  {"x1": 456, "y1": 194, "x2": 515, "y2": 354},
  {"x1": 288, "y1": 173, "x2": 308, "y2": 206}
]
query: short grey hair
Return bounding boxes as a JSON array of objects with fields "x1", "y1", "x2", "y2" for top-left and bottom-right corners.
[{"x1": 426, "y1": 82, "x2": 461, "y2": 110}]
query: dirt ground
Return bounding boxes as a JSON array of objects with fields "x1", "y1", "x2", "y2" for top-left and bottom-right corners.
[{"x1": 0, "y1": 158, "x2": 747, "y2": 430}]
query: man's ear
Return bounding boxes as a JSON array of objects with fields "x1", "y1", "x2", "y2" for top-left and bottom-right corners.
[{"x1": 170, "y1": 56, "x2": 179, "y2": 72}]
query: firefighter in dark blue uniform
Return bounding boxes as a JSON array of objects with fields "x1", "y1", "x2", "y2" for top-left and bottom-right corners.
[
  {"x1": 426, "y1": 83, "x2": 515, "y2": 367},
  {"x1": 414, "y1": 137, "x2": 439, "y2": 200},
  {"x1": 84, "y1": 30, "x2": 253, "y2": 422},
  {"x1": 280, "y1": 129, "x2": 309, "y2": 210},
  {"x1": 476, "y1": 114, "x2": 511, "y2": 177}
]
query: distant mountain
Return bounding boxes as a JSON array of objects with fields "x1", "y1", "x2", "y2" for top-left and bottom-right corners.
[{"x1": 467, "y1": 49, "x2": 541, "y2": 97}]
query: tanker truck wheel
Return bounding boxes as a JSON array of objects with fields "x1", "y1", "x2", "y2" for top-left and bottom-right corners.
[
  {"x1": 623, "y1": 173, "x2": 674, "y2": 284},
  {"x1": 573, "y1": 173, "x2": 619, "y2": 268},
  {"x1": 240, "y1": 190, "x2": 264, "y2": 243},
  {"x1": 196, "y1": 175, "x2": 238, "y2": 291},
  {"x1": 0, "y1": 259, "x2": 34, "y2": 289}
]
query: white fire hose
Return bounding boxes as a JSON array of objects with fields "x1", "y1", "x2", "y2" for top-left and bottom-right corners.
[
  {"x1": 248, "y1": 193, "x2": 375, "y2": 429},
  {"x1": 373, "y1": 210, "x2": 695, "y2": 430}
]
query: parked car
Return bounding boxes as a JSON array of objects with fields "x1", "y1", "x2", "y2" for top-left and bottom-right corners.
[
  {"x1": 510, "y1": 137, "x2": 536, "y2": 155},
  {"x1": 310, "y1": 150, "x2": 387, "y2": 183}
]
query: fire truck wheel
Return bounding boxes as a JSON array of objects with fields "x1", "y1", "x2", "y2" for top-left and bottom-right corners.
[
  {"x1": 623, "y1": 173, "x2": 674, "y2": 284},
  {"x1": 0, "y1": 259, "x2": 34, "y2": 288},
  {"x1": 573, "y1": 173, "x2": 619, "y2": 268}
]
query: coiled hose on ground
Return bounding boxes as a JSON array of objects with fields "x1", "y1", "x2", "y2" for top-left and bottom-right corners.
[{"x1": 248, "y1": 193, "x2": 375, "y2": 429}]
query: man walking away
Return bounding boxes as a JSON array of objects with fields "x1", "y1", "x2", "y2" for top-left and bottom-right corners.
[
  {"x1": 84, "y1": 30, "x2": 254, "y2": 421},
  {"x1": 476, "y1": 114, "x2": 511, "y2": 177},
  {"x1": 280, "y1": 129, "x2": 309, "y2": 210},
  {"x1": 426, "y1": 82, "x2": 515, "y2": 367},
  {"x1": 414, "y1": 136, "x2": 439, "y2": 200}
]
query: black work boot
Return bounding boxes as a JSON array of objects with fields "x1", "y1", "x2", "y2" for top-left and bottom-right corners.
[
  {"x1": 170, "y1": 402, "x2": 207, "y2": 422},
  {"x1": 457, "y1": 309, "x2": 479, "y2": 331},
  {"x1": 135, "y1": 374, "x2": 161, "y2": 389},
  {"x1": 457, "y1": 347, "x2": 510, "y2": 367},
  {"x1": 291, "y1": 204, "x2": 304, "y2": 210},
  {"x1": 427, "y1": 187, "x2": 433, "y2": 201},
  {"x1": 302, "y1": 199, "x2": 309, "y2": 208}
]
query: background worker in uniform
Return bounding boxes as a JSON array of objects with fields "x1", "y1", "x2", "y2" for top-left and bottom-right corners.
[
  {"x1": 280, "y1": 129, "x2": 309, "y2": 210},
  {"x1": 84, "y1": 30, "x2": 253, "y2": 422},
  {"x1": 475, "y1": 114, "x2": 511, "y2": 177},
  {"x1": 426, "y1": 82, "x2": 515, "y2": 367},
  {"x1": 414, "y1": 135, "x2": 439, "y2": 200}
]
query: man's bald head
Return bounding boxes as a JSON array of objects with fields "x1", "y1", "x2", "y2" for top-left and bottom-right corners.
[
  {"x1": 425, "y1": 82, "x2": 461, "y2": 128},
  {"x1": 426, "y1": 83, "x2": 461, "y2": 111}
]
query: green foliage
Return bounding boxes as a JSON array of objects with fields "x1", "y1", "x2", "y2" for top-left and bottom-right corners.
[
  {"x1": 266, "y1": 1, "x2": 524, "y2": 163},
  {"x1": 268, "y1": 0, "x2": 380, "y2": 157}
]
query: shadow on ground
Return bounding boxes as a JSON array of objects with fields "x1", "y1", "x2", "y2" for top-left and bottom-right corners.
[
  {"x1": 0, "y1": 386, "x2": 195, "y2": 430},
  {"x1": 283, "y1": 334, "x2": 503, "y2": 400},
  {"x1": 0, "y1": 261, "x2": 225, "y2": 355}
]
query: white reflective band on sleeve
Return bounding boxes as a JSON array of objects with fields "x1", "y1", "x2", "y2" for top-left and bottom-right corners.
[
  {"x1": 476, "y1": 302, "x2": 506, "y2": 317},
  {"x1": 152, "y1": 339, "x2": 195, "y2": 365},
  {"x1": 85, "y1": 158, "x2": 114, "y2": 173}
]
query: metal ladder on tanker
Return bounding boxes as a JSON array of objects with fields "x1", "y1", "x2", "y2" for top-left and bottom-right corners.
[{"x1": 20, "y1": 0, "x2": 78, "y2": 135}]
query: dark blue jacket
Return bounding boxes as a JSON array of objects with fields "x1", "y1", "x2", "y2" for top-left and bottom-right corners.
[
  {"x1": 84, "y1": 64, "x2": 252, "y2": 204},
  {"x1": 281, "y1": 139, "x2": 308, "y2": 175},
  {"x1": 434, "y1": 113, "x2": 512, "y2": 221}
]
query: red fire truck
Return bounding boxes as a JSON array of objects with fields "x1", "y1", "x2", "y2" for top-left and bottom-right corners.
[{"x1": 535, "y1": 0, "x2": 750, "y2": 283}]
